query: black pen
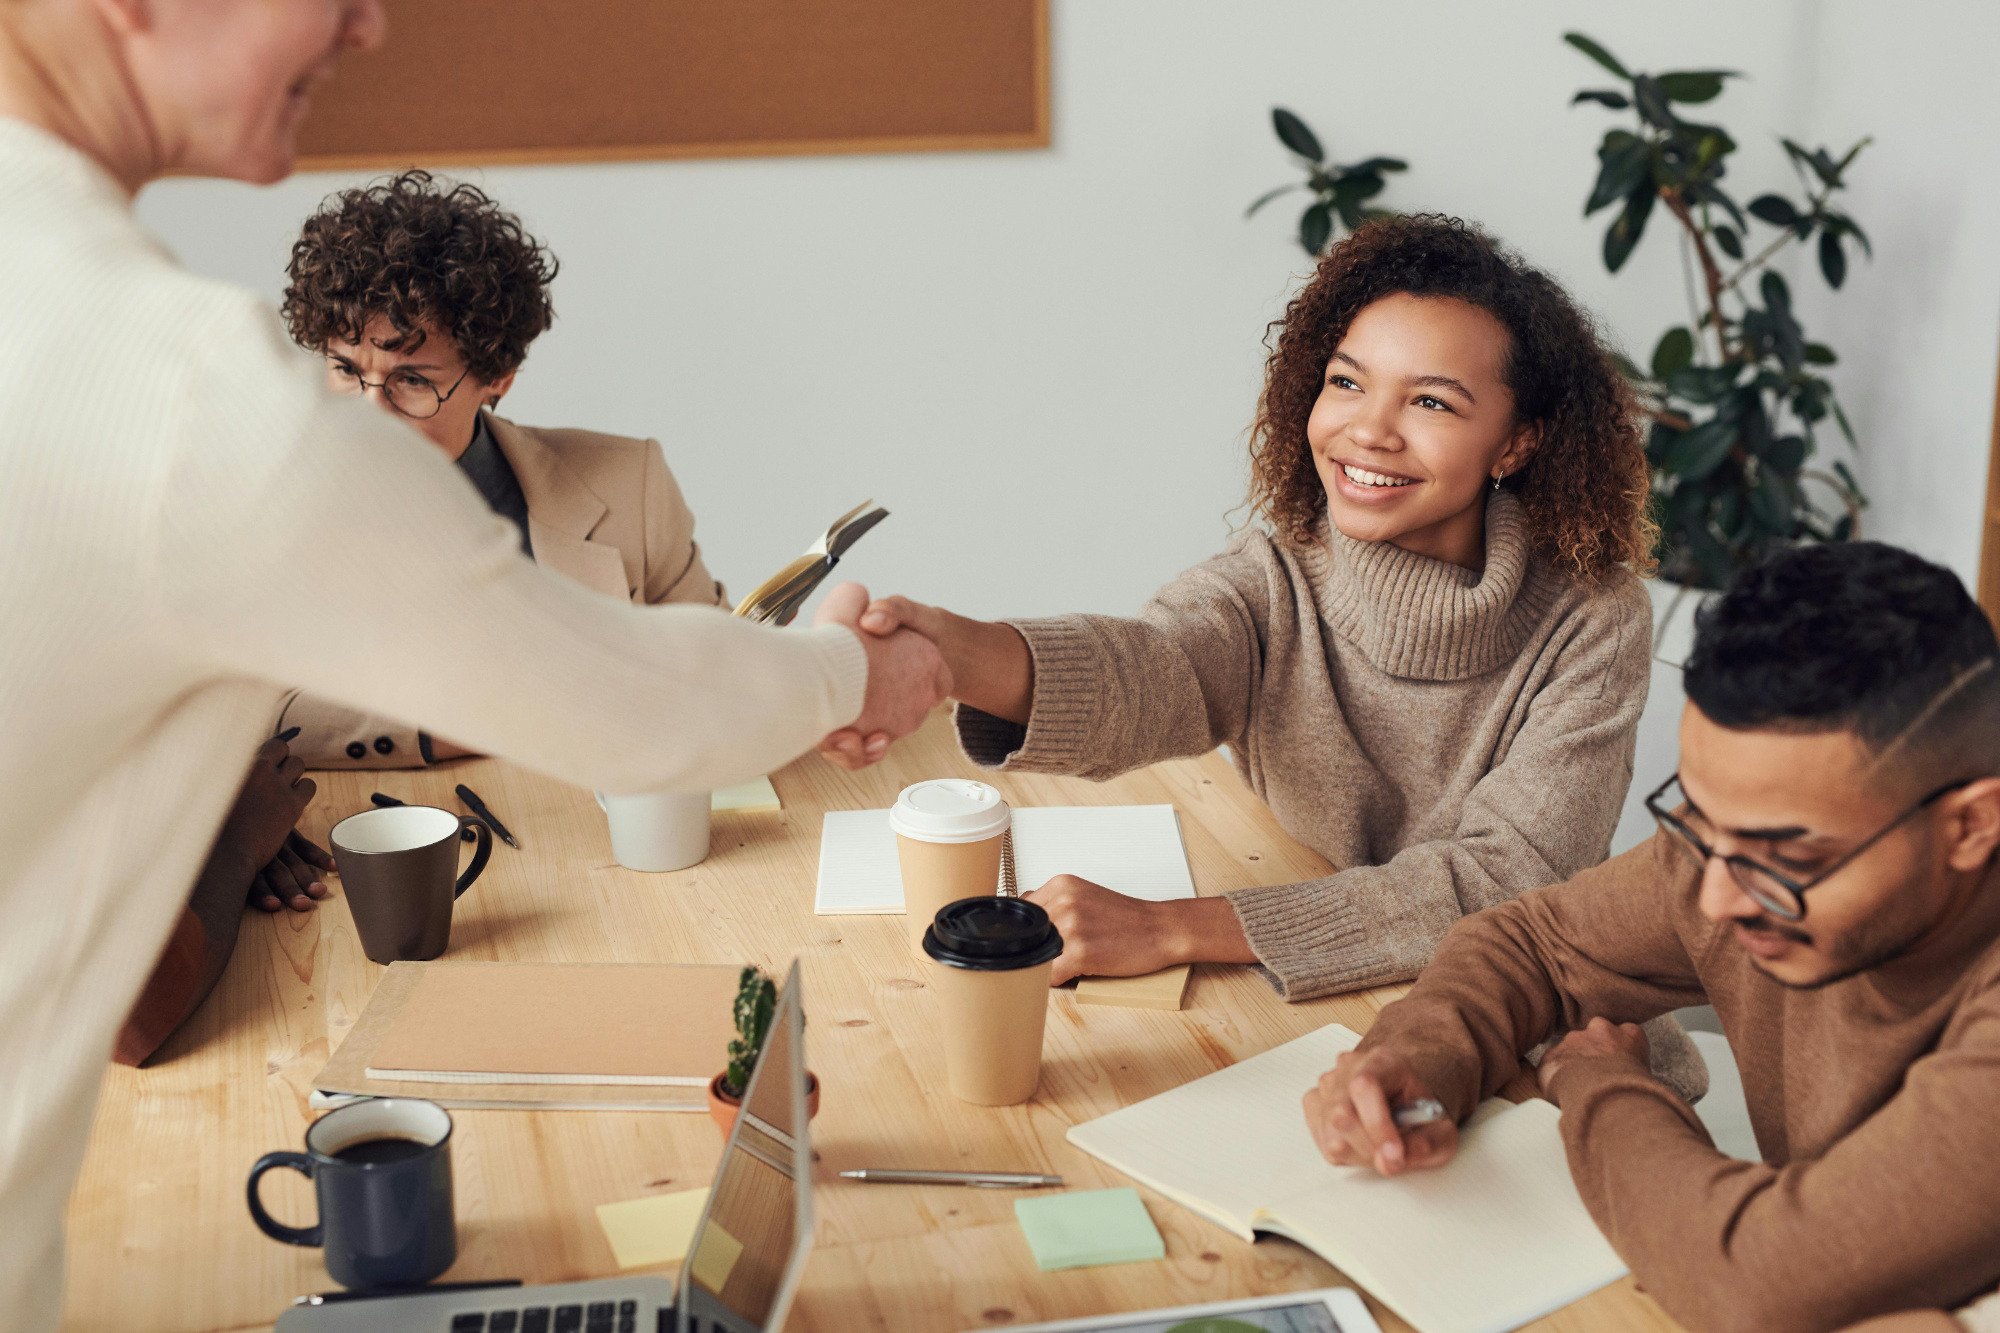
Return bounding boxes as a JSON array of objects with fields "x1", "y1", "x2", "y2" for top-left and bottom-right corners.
[
  {"x1": 292, "y1": 1278, "x2": 521, "y2": 1307},
  {"x1": 455, "y1": 783, "x2": 520, "y2": 849},
  {"x1": 275, "y1": 725, "x2": 301, "y2": 743},
  {"x1": 372, "y1": 791, "x2": 475, "y2": 841}
]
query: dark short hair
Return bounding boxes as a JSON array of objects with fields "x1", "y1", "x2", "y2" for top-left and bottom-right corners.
[
  {"x1": 282, "y1": 170, "x2": 556, "y2": 382},
  {"x1": 1685, "y1": 542, "x2": 2000, "y2": 773}
]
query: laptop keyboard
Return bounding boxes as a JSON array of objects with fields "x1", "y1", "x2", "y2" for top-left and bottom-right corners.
[{"x1": 449, "y1": 1299, "x2": 643, "y2": 1333}]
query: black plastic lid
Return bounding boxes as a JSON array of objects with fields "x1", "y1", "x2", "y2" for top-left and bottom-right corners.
[{"x1": 922, "y1": 896, "x2": 1064, "y2": 971}]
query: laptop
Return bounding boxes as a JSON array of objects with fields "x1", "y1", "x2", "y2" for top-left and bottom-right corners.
[{"x1": 279, "y1": 960, "x2": 815, "y2": 1333}]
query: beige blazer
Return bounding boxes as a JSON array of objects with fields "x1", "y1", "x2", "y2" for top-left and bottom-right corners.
[{"x1": 281, "y1": 413, "x2": 727, "y2": 768}]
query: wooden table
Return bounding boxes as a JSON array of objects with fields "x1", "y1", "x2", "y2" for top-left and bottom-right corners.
[{"x1": 64, "y1": 711, "x2": 1680, "y2": 1332}]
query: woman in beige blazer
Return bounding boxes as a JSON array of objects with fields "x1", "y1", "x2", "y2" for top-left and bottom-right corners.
[{"x1": 275, "y1": 170, "x2": 729, "y2": 775}]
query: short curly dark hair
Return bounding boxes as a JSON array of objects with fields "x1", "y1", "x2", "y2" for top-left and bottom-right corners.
[
  {"x1": 282, "y1": 170, "x2": 557, "y2": 382},
  {"x1": 1248, "y1": 213, "x2": 1656, "y2": 580}
]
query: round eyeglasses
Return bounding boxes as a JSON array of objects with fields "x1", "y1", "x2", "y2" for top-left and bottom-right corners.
[{"x1": 326, "y1": 357, "x2": 470, "y2": 421}]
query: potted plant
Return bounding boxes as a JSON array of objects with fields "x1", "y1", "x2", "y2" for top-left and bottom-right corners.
[
  {"x1": 1564, "y1": 31, "x2": 1871, "y2": 656},
  {"x1": 706, "y1": 965, "x2": 819, "y2": 1135}
]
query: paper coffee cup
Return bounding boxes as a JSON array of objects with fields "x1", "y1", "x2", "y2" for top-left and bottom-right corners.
[
  {"x1": 923, "y1": 896, "x2": 1063, "y2": 1106},
  {"x1": 890, "y1": 780, "x2": 1009, "y2": 950}
]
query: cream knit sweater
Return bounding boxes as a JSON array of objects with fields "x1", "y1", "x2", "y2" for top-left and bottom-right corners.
[{"x1": 0, "y1": 119, "x2": 865, "y2": 1328}]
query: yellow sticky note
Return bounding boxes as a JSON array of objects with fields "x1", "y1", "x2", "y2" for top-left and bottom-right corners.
[
  {"x1": 689, "y1": 1220, "x2": 744, "y2": 1292},
  {"x1": 712, "y1": 777, "x2": 781, "y2": 814},
  {"x1": 595, "y1": 1188, "x2": 711, "y2": 1270}
]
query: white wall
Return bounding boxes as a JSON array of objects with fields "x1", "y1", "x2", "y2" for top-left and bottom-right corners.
[{"x1": 137, "y1": 1, "x2": 2000, "y2": 839}]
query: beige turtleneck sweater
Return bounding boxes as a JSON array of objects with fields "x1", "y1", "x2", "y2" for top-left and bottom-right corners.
[
  {"x1": 1358, "y1": 835, "x2": 2000, "y2": 1332},
  {"x1": 957, "y1": 494, "x2": 1653, "y2": 997}
]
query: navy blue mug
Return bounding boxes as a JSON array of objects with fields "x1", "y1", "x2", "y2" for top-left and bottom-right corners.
[{"x1": 248, "y1": 1098, "x2": 457, "y2": 1290}]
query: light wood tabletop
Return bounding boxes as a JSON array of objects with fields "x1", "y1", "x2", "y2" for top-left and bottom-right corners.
[{"x1": 63, "y1": 710, "x2": 1682, "y2": 1333}]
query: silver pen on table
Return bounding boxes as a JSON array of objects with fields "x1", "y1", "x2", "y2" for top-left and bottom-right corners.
[{"x1": 840, "y1": 1168, "x2": 1063, "y2": 1188}]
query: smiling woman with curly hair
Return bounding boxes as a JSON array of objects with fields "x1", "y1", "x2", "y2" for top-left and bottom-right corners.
[{"x1": 840, "y1": 213, "x2": 1700, "y2": 1097}]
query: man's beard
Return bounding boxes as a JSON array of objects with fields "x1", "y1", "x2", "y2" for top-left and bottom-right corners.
[{"x1": 1744, "y1": 909, "x2": 1931, "y2": 990}]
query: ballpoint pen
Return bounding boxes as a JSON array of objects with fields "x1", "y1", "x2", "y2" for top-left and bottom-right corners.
[
  {"x1": 455, "y1": 782, "x2": 520, "y2": 849},
  {"x1": 1393, "y1": 1097, "x2": 1448, "y2": 1129},
  {"x1": 840, "y1": 1168, "x2": 1064, "y2": 1188}
]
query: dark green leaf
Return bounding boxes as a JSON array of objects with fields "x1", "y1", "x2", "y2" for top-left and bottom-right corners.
[
  {"x1": 1299, "y1": 201, "x2": 1333, "y2": 256},
  {"x1": 1760, "y1": 270, "x2": 1791, "y2": 314},
  {"x1": 1651, "y1": 327, "x2": 1696, "y2": 380},
  {"x1": 1346, "y1": 156, "x2": 1408, "y2": 174},
  {"x1": 1603, "y1": 184, "x2": 1656, "y2": 272},
  {"x1": 1819, "y1": 230, "x2": 1848, "y2": 288},
  {"x1": 1666, "y1": 364, "x2": 1739, "y2": 404},
  {"x1": 1804, "y1": 342, "x2": 1837, "y2": 366},
  {"x1": 1245, "y1": 182, "x2": 1303, "y2": 219},
  {"x1": 1747, "y1": 194, "x2": 1800, "y2": 227},
  {"x1": 1572, "y1": 89, "x2": 1632, "y2": 109},
  {"x1": 1833, "y1": 401, "x2": 1858, "y2": 448},
  {"x1": 1749, "y1": 467, "x2": 1797, "y2": 532},
  {"x1": 1665, "y1": 419, "x2": 1737, "y2": 478},
  {"x1": 1763, "y1": 434, "x2": 1809, "y2": 472},
  {"x1": 1691, "y1": 182, "x2": 1746, "y2": 232},
  {"x1": 1657, "y1": 70, "x2": 1735, "y2": 103},
  {"x1": 1272, "y1": 108, "x2": 1323, "y2": 163},
  {"x1": 1826, "y1": 211, "x2": 1873, "y2": 257},
  {"x1": 1833, "y1": 458, "x2": 1862, "y2": 495},
  {"x1": 1587, "y1": 138, "x2": 1651, "y2": 214},
  {"x1": 1810, "y1": 147, "x2": 1841, "y2": 185},
  {"x1": 1564, "y1": 32, "x2": 1631, "y2": 80},
  {"x1": 1713, "y1": 224, "x2": 1743, "y2": 259},
  {"x1": 1334, "y1": 196, "x2": 1366, "y2": 233},
  {"x1": 1332, "y1": 172, "x2": 1386, "y2": 205},
  {"x1": 1792, "y1": 379, "x2": 1828, "y2": 423},
  {"x1": 1633, "y1": 75, "x2": 1676, "y2": 129}
]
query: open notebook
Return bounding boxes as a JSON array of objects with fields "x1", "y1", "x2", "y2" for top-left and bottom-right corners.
[{"x1": 1067, "y1": 1023, "x2": 1627, "y2": 1333}]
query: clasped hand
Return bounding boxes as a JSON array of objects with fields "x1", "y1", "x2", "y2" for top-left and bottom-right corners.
[{"x1": 813, "y1": 583, "x2": 953, "y2": 769}]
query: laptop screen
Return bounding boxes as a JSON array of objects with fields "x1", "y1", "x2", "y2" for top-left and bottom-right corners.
[{"x1": 679, "y1": 962, "x2": 813, "y2": 1333}]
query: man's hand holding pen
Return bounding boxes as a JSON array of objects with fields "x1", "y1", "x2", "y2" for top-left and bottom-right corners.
[{"x1": 1302, "y1": 1046, "x2": 1460, "y2": 1177}]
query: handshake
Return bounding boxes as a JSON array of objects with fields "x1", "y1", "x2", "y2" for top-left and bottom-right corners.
[{"x1": 812, "y1": 582, "x2": 959, "y2": 770}]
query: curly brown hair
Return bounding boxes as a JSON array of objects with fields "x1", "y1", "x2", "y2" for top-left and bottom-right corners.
[
  {"x1": 1248, "y1": 213, "x2": 1656, "y2": 580},
  {"x1": 281, "y1": 170, "x2": 557, "y2": 382}
]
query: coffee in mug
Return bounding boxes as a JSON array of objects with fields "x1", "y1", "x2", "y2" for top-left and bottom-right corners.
[
  {"x1": 330, "y1": 804, "x2": 491, "y2": 964},
  {"x1": 923, "y1": 896, "x2": 1063, "y2": 1106},
  {"x1": 247, "y1": 1097, "x2": 457, "y2": 1290},
  {"x1": 595, "y1": 788, "x2": 711, "y2": 872},
  {"x1": 891, "y1": 779, "x2": 1010, "y2": 950}
]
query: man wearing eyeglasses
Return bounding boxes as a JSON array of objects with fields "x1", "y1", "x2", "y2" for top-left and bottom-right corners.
[{"x1": 1301, "y1": 540, "x2": 2000, "y2": 1331}]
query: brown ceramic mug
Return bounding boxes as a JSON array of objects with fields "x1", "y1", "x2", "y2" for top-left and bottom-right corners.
[{"x1": 330, "y1": 805, "x2": 491, "y2": 963}]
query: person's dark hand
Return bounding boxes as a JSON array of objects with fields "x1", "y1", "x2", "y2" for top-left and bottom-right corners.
[
  {"x1": 1022, "y1": 875, "x2": 1191, "y2": 986},
  {"x1": 215, "y1": 734, "x2": 327, "y2": 913},
  {"x1": 1536, "y1": 1016, "x2": 1650, "y2": 1097},
  {"x1": 814, "y1": 582, "x2": 952, "y2": 770},
  {"x1": 1302, "y1": 1046, "x2": 1460, "y2": 1176}
]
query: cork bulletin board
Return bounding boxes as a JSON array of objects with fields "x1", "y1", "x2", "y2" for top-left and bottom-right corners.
[{"x1": 296, "y1": 0, "x2": 1050, "y2": 169}]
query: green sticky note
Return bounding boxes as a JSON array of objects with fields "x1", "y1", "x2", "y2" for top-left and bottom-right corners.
[{"x1": 1014, "y1": 1188, "x2": 1166, "y2": 1272}]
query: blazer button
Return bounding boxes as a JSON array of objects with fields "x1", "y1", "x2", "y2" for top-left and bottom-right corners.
[
  {"x1": 346, "y1": 741, "x2": 367, "y2": 760},
  {"x1": 374, "y1": 736, "x2": 396, "y2": 755}
]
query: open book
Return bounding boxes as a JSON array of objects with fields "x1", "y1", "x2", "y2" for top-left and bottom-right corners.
[
  {"x1": 732, "y1": 500, "x2": 889, "y2": 626},
  {"x1": 1067, "y1": 1024, "x2": 1627, "y2": 1333}
]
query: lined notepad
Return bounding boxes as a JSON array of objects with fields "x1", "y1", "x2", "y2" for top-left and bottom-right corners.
[
  {"x1": 1067, "y1": 1024, "x2": 1627, "y2": 1333},
  {"x1": 814, "y1": 804, "x2": 1197, "y2": 913}
]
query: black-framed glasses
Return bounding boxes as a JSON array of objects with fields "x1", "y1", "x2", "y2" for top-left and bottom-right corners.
[
  {"x1": 1643, "y1": 772, "x2": 1972, "y2": 922},
  {"x1": 325, "y1": 357, "x2": 471, "y2": 421}
]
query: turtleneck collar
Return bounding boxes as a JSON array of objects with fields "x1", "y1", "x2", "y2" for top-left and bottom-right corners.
[{"x1": 1295, "y1": 492, "x2": 1561, "y2": 682}]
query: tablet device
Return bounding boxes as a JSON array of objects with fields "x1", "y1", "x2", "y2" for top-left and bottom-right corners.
[{"x1": 972, "y1": 1287, "x2": 1382, "y2": 1333}]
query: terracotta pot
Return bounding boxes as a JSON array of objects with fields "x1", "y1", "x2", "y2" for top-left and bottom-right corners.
[{"x1": 706, "y1": 1071, "x2": 820, "y2": 1136}]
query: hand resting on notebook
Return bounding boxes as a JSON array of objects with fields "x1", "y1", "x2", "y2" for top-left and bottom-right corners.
[
  {"x1": 1024, "y1": 874, "x2": 1254, "y2": 985},
  {"x1": 1302, "y1": 1046, "x2": 1461, "y2": 1177}
]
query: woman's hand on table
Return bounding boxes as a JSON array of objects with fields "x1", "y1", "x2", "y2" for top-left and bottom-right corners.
[
  {"x1": 251, "y1": 830, "x2": 335, "y2": 914},
  {"x1": 218, "y1": 734, "x2": 331, "y2": 913},
  {"x1": 1023, "y1": 875, "x2": 1255, "y2": 986},
  {"x1": 1303, "y1": 1046, "x2": 1460, "y2": 1177}
]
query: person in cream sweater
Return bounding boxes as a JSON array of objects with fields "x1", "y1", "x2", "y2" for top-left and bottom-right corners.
[{"x1": 0, "y1": 2, "x2": 943, "y2": 1326}]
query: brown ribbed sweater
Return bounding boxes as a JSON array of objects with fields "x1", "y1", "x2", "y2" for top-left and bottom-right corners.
[
  {"x1": 1360, "y1": 834, "x2": 2000, "y2": 1333},
  {"x1": 957, "y1": 494, "x2": 1649, "y2": 997}
]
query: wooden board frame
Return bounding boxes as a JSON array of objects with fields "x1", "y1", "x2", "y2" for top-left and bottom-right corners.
[{"x1": 296, "y1": 0, "x2": 1049, "y2": 171}]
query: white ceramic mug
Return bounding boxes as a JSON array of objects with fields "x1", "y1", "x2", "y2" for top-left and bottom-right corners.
[{"x1": 596, "y1": 790, "x2": 711, "y2": 872}]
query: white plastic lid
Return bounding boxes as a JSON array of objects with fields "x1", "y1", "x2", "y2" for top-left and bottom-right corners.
[{"x1": 888, "y1": 779, "x2": 1010, "y2": 844}]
